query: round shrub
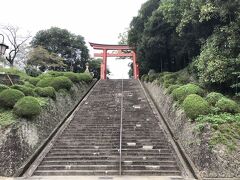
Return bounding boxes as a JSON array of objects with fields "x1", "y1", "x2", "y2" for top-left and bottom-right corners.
[
  {"x1": 215, "y1": 97, "x2": 240, "y2": 113},
  {"x1": 13, "y1": 96, "x2": 41, "y2": 118},
  {"x1": 28, "y1": 77, "x2": 40, "y2": 86},
  {"x1": 64, "y1": 72, "x2": 79, "y2": 83},
  {"x1": 36, "y1": 77, "x2": 54, "y2": 88},
  {"x1": 34, "y1": 87, "x2": 56, "y2": 99},
  {"x1": 0, "y1": 84, "x2": 9, "y2": 93},
  {"x1": 50, "y1": 76, "x2": 73, "y2": 91},
  {"x1": 0, "y1": 89, "x2": 24, "y2": 108},
  {"x1": 77, "y1": 73, "x2": 93, "y2": 83},
  {"x1": 11, "y1": 85, "x2": 35, "y2": 96},
  {"x1": 206, "y1": 92, "x2": 224, "y2": 106},
  {"x1": 24, "y1": 82, "x2": 36, "y2": 89},
  {"x1": 172, "y1": 83, "x2": 204, "y2": 102},
  {"x1": 166, "y1": 85, "x2": 181, "y2": 94},
  {"x1": 183, "y1": 94, "x2": 211, "y2": 120}
]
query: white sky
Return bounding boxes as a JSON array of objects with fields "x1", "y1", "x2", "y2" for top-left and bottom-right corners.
[{"x1": 0, "y1": 0, "x2": 146, "y2": 79}]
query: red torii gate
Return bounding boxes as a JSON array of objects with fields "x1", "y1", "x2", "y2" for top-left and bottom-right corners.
[{"x1": 89, "y1": 42, "x2": 139, "y2": 80}]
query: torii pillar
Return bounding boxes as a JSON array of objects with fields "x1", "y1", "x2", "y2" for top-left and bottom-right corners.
[{"x1": 90, "y1": 42, "x2": 139, "y2": 80}]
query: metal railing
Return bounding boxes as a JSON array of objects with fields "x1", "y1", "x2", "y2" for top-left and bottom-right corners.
[{"x1": 119, "y1": 78, "x2": 124, "y2": 175}]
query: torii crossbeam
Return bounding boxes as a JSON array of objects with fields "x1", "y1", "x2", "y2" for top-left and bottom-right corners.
[{"x1": 89, "y1": 42, "x2": 139, "y2": 79}]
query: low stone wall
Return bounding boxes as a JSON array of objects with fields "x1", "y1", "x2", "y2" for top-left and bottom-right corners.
[
  {"x1": 143, "y1": 81, "x2": 240, "y2": 179},
  {"x1": 0, "y1": 74, "x2": 20, "y2": 85},
  {"x1": 0, "y1": 81, "x2": 95, "y2": 176}
]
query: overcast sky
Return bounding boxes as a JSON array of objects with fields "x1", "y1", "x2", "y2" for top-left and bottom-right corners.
[{"x1": 0, "y1": 0, "x2": 146, "y2": 78}]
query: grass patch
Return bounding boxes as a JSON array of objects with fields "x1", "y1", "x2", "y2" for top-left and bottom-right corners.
[
  {"x1": 196, "y1": 113, "x2": 240, "y2": 151},
  {"x1": 0, "y1": 108, "x2": 16, "y2": 126}
]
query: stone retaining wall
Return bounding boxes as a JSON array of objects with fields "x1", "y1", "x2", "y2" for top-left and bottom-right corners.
[
  {"x1": 0, "y1": 81, "x2": 94, "y2": 176},
  {"x1": 143, "y1": 81, "x2": 240, "y2": 178},
  {"x1": 0, "y1": 74, "x2": 20, "y2": 85}
]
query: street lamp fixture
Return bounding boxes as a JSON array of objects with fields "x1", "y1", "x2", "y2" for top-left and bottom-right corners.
[
  {"x1": 0, "y1": 34, "x2": 9, "y2": 56},
  {"x1": 0, "y1": 34, "x2": 13, "y2": 85}
]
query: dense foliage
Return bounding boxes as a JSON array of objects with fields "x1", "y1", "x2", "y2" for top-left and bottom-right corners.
[
  {"x1": 31, "y1": 27, "x2": 89, "y2": 72},
  {"x1": 183, "y1": 94, "x2": 210, "y2": 119},
  {"x1": 13, "y1": 96, "x2": 41, "y2": 118},
  {"x1": 0, "y1": 89, "x2": 25, "y2": 108},
  {"x1": 34, "y1": 87, "x2": 56, "y2": 99},
  {"x1": 129, "y1": 0, "x2": 240, "y2": 91}
]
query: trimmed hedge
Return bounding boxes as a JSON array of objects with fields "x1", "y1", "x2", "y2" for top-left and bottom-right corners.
[
  {"x1": 0, "y1": 84, "x2": 9, "y2": 93},
  {"x1": 11, "y1": 85, "x2": 35, "y2": 96},
  {"x1": 0, "y1": 89, "x2": 25, "y2": 108},
  {"x1": 64, "y1": 72, "x2": 79, "y2": 83},
  {"x1": 24, "y1": 82, "x2": 36, "y2": 89},
  {"x1": 172, "y1": 83, "x2": 204, "y2": 102},
  {"x1": 216, "y1": 97, "x2": 240, "y2": 113},
  {"x1": 36, "y1": 77, "x2": 54, "y2": 88},
  {"x1": 166, "y1": 85, "x2": 181, "y2": 94},
  {"x1": 28, "y1": 77, "x2": 40, "y2": 86},
  {"x1": 50, "y1": 76, "x2": 73, "y2": 91},
  {"x1": 45, "y1": 71, "x2": 64, "y2": 77},
  {"x1": 34, "y1": 87, "x2": 56, "y2": 99},
  {"x1": 206, "y1": 92, "x2": 224, "y2": 106},
  {"x1": 183, "y1": 94, "x2": 210, "y2": 119},
  {"x1": 77, "y1": 73, "x2": 93, "y2": 83},
  {"x1": 13, "y1": 96, "x2": 41, "y2": 118},
  {"x1": 36, "y1": 76, "x2": 73, "y2": 91}
]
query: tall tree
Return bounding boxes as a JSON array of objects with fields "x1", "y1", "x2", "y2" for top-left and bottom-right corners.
[
  {"x1": 27, "y1": 46, "x2": 66, "y2": 71},
  {"x1": 31, "y1": 27, "x2": 89, "y2": 72}
]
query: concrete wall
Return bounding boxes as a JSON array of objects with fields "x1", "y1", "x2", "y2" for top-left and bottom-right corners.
[{"x1": 143, "y1": 81, "x2": 240, "y2": 178}]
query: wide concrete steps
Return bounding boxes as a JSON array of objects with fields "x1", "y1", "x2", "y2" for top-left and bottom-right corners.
[{"x1": 28, "y1": 80, "x2": 182, "y2": 177}]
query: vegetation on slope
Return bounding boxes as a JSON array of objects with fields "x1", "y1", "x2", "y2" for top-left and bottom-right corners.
[{"x1": 0, "y1": 68, "x2": 93, "y2": 125}]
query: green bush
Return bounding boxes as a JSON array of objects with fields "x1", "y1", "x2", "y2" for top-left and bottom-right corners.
[
  {"x1": 162, "y1": 73, "x2": 176, "y2": 88},
  {"x1": 206, "y1": 92, "x2": 224, "y2": 106},
  {"x1": 0, "y1": 84, "x2": 9, "y2": 93},
  {"x1": 24, "y1": 82, "x2": 36, "y2": 89},
  {"x1": 216, "y1": 97, "x2": 240, "y2": 113},
  {"x1": 28, "y1": 77, "x2": 40, "y2": 86},
  {"x1": 36, "y1": 76, "x2": 72, "y2": 91},
  {"x1": 45, "y1": 71, "x2": 64, "y2": 77},
  {"x1": 196, "y1": 113, "x2": 240, "y2": 125},
  {"x1": 166, "y1": 85, "x2": 181, "y2": 94},
  {"x1": 0, "y1": 89, "x2": 25, "y2": 108},
  {"x1": 11, "y1": 85, "x2": 35, "y2": 96},
  {"x1": 172, "y1": 83, "x2": 204, "y2": 102},
  {"x1": 13, "y1": 96, "x2": 41, "y2": 118},
  {"x1": 183, "y1": 94, "x2": 211, "y2": 119},
  {"x1": 50, "y1": 76, "x2": 73, "y2": 91},
  {"x1": 64, "y1": 72, "x2": 79, "y2": 83},
  {"x1": 77, "y1": 73, "x2": 93, "y2": 83},
  {"x1": 36, "y1": 77, "x2": 54, "y2": 87},
  {"x1": 34, "y1": 87, "x2": 56, "y2": 99}
]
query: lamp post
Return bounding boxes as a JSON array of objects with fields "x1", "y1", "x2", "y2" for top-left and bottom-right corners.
[
  {"x1": 0, "y1": 34, "x2": 13, "y2": 85},
  {"x1": 0, "y1": 34, "x2": 9, "y2": 56}
]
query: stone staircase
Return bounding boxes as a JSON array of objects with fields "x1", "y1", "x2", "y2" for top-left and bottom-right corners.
[{"x1": 30, "y1": 80, "x2": 182, "y2": 176}]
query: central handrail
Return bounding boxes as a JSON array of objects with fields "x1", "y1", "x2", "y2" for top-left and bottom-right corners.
[{"x1": 119, "y1": 79, "x2": 124, "y2": 175}]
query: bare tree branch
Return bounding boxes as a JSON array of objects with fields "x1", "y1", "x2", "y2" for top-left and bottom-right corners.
[{"x1": 1, "y1": 24, "x2": 31, "y2": 67}]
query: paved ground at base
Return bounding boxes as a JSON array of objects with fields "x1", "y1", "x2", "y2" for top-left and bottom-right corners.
[{"x1": 0, "y1": 176, "x2": 190, "y2": 180}]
